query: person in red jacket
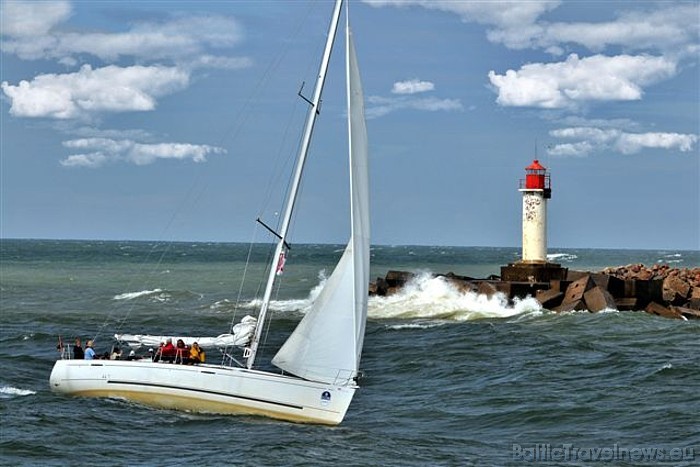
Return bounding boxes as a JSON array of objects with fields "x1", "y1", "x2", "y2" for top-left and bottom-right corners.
[{"x1": 161, "y1": 338, "x2": 176, "y2": 363}]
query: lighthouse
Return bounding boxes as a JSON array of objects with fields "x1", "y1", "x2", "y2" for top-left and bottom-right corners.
[
  {"x1": 501, "y1": 159, "x2": 566, "y2": 283},
  {"x1": 520, "y1": 159, "x2": 551, "y2": 263}
]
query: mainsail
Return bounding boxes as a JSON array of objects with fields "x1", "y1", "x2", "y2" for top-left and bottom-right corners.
[{"x1": 272, "y1": 24, "x2": 369, "y2": 385}]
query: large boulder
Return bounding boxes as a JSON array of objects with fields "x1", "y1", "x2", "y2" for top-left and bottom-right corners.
[
  {"x1": 645, "y1": 302, "x2": 686, "y2": 320},
  {"x1": 562, "y1": 275, "x2": 595, "y2": 304},
  {"x1": 584, "y1": 286, "x2": 617, "y2": 312},
  {"x1": 663, "y1": 275, "x2": 691, "y2": 305},
  {"x1": 535, "y1": 289, "x2": 564, "y2": 309}
]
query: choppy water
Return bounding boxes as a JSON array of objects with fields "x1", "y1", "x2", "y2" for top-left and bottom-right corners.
[{"x1": 1, "y1": 240, "x2": 698, "y2": 466}]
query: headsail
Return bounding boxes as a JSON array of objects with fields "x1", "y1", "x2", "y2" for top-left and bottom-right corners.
[{"x1": 272, "y1": 21, "x2": 370, "y2": 385}]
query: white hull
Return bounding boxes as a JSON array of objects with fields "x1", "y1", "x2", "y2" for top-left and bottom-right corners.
[{"x1": 49, "y1": 360, "x2": 356, "y2": 425}]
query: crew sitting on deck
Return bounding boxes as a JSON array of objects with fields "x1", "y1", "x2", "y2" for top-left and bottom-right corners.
[
  {"x1": 73, "y1": 338, "x2": 84, "y2": 359},
  {"x1": 160, "y1": 338, "x2": 177, "y2": 363},
  {"x1": 175, "y1": 339, "x2": 189, "y2": 364},
  {"x1": 84, "y1": 340, "x2": 96, "y2": 360},
  {"x1": 188, "y1": 342, "x2": 205, "y2": 364},
  {"x1": 110, "y1": 347, "x2": 122, "y2": 360}
]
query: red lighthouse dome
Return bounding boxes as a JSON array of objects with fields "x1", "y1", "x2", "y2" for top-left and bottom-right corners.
[{"x1": 523, "y1": 159, "x2": 551, "y2": 198}]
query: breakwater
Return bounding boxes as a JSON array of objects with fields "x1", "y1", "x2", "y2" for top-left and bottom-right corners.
[{"x1": 370, "y1": 264, "x2": 700, "y2": 320}]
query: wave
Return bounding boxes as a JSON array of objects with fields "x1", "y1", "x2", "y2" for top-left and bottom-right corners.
[
  {"x1": 113, "y1": 289, "x2": 163, "y2": 300},
  {"x1": 237, "y1": 271, "x2": 542, "y2": 321},
  {"x1": 385, "y1": 321, "x2": 447, "y2": 330},
  {"x1": 658, "y1": 253, "x2": 684, "y2": 264},
  {"x1": 0, "y1": 385, "x2": 36, "y2": 399},
  {"x1": 547, "y1": 252, "x2": 578, "y2": 262},
  {"x1": 369, "y1": 272, "x2": 542, "y2": 321},
  {"x1": 238, "y1": 271, "x2": 329, "y2": 314},
  {"x1": 113, "y1": 288, "x2": 203, "y2": 303}
]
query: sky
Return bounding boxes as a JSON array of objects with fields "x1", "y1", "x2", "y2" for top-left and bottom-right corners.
[{"x1": 1, "y1": 0, "x2": 698, "y2": 251}]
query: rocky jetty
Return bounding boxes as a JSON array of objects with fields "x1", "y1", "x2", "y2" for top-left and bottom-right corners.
[
  {"x1": 369, "y1": 265, "x2": 700, "y2": 320},
  {"x1": 599, "y1": 264, "x2": 700, "y2": 320}
]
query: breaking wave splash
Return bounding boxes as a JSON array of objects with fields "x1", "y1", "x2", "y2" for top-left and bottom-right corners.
[
  {"x1": 113, "y1": 289, "x2": 163, "y2": 300},
  {"x1": 547, "y1": 252, "x2": 578, "y2": 262},
  {"x1": 113, "y1": 288, "x2": 203, "y2": 302},
  {"x1": 368, "y1": 272, "x2": 542, "y2": 320},
  {"x1": 0, "y1": 386, "x2": 36, "y2": 399},
  {"x1": 239, "y1": 271, "x2": 543, "y2": 321}
]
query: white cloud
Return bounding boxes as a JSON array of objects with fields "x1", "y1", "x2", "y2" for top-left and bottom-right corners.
[
  {"x1": 550, "y1": 127, "x2": 619, "y2": 144},
  {"x1": 367, "y1": 95, "x2": 463, "y2": 118},
  {"x1": 539, "y1": 4, "x2": 700, "y2": 54},
  {"x1": 364, "y1": 1, "x2": 698, "y2": 55},
  {"x1": 363, "y1": 1, "x2": 557, "y2": 30},
  {"x1": 548, "y1": 126, "x2": 698, "y2": 156},
  {"x1": 60, "y1": 138, "x2": 226, "y2": 167},
  {"x1": 546, "y1": 141, "x2": 593, "y2": 158},
  {"x1": 392, "y1": 79, "x2": 435, "y2": 95},
  {"x1": 363, "y1": 0, "x2": 559, "y2": 50},
  {"x1": 616, "y1": 132, "x2": 698, "y2": 155},
  {"x1": 190, "y1": 55, "x2": 252, "y2": 70},
  {"x1": 0, "y1": 0, "x2": 71, "y2": 37},
  {"x1": 60, "y1": 153, "x2": 108, "y2": 168},
  {"x1": 2, "y1": 64, "x2": 189, "y2": 119},
  {"x1": 488, "y1": 54, "x2": 677, "y2": 109},
  {"x1": 1, "y1": 1, "x2": 247, "y2": 65}
]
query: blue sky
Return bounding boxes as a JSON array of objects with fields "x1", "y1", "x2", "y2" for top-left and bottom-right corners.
[{"x1": 1, "y1": 0, "x2": 698, "y2": 250}]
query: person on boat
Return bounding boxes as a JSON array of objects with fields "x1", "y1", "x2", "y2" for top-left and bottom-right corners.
[
  {"x1": 127, "y1": 350, "x2": 140, "y2": 361},
  {"x1": 73, "y1": 338, "x2": 84, "y2": 359},
  {"x1": 188, "y1": 342, "x2": 205, "y2": 364},
  {"x1": 161, "y1": 338, "x2": 176, "y2": 363},
  {"x1": 175, "y1": 339, "x2": 188, "y2": 364},
  {"x1": 84, "y1": 340, "x2": 96, "y2": 360},
  {"x1": 110, "y1": 347, "x2": 122, "y2": 360}
]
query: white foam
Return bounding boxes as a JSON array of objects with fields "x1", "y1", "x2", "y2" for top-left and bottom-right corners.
[
  {"x1": 547, "y1": 252, "x2": 578, "y2": 262},
  {"x1": 113, "y1": 288, "x2": 163, "y2": 300},
  {"x1": 239, "y1": 271, "x2": 329, "y2": 314},
  {"x1": 386, "y1": 322, "x2": 446, "y2": 330},
  {"x1": 369, "y1": 272, "x2": 542, "y2": 321},
  {"x1": 0, "y1": 385, "x2": 36, "y2": 398},
  {"x1": 238, "y1": 270, "x2": 543, "y2": 322},
  {"x1": 659, "y1": 253, "x2": 683, "y2": 264}
]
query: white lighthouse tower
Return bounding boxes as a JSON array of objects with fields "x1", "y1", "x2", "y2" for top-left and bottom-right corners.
[
  {"x1": 501, "y1": 159, "x2": 565, "y2": 283},
  {"x1": 519, "y1": 159, "x2": 551, "y2": 263}
]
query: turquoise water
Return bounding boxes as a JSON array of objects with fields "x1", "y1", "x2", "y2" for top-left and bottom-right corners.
[{"x1": 1, "y1": 240, "x2": 698, "y2": 465}]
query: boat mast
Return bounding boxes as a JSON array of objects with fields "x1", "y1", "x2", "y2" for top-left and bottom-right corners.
[{"x1": 246, "y1": 0, "x2": 344, "y2": 369}]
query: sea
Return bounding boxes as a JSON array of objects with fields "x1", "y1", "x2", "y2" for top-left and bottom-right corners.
[{"x1": 1, "y1": 239, "x2": 698, "y2": 466}]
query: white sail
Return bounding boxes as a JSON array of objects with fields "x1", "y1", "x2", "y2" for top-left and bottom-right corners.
[{"x1": 272, "y1": 25, "x2": 369, "y2": 385}]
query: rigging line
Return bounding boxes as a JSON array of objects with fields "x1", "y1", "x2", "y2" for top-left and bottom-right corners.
[
  {"x1": 224, "y1": 221, "x2": 261, "y2": 362},
  {"x1": 94, "y1": 240, "x2": 173, "y2": 344},
  {"x1": 213, "y1": 0, "x2": 319, "y2": 152},
  {"x1": 97, "y1": 172, "x2": 207, "y2": 344},
  {"x1": 260, "y1": 263, "x2": 286, "y2": 361},
  {"x1": 255, "y1": 2, "x2": 332, "y2": 224}
]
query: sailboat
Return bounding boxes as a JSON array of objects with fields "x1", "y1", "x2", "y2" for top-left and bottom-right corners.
[{"x1": 49, "y1": 0, "x2": 370, "y2": 426}]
